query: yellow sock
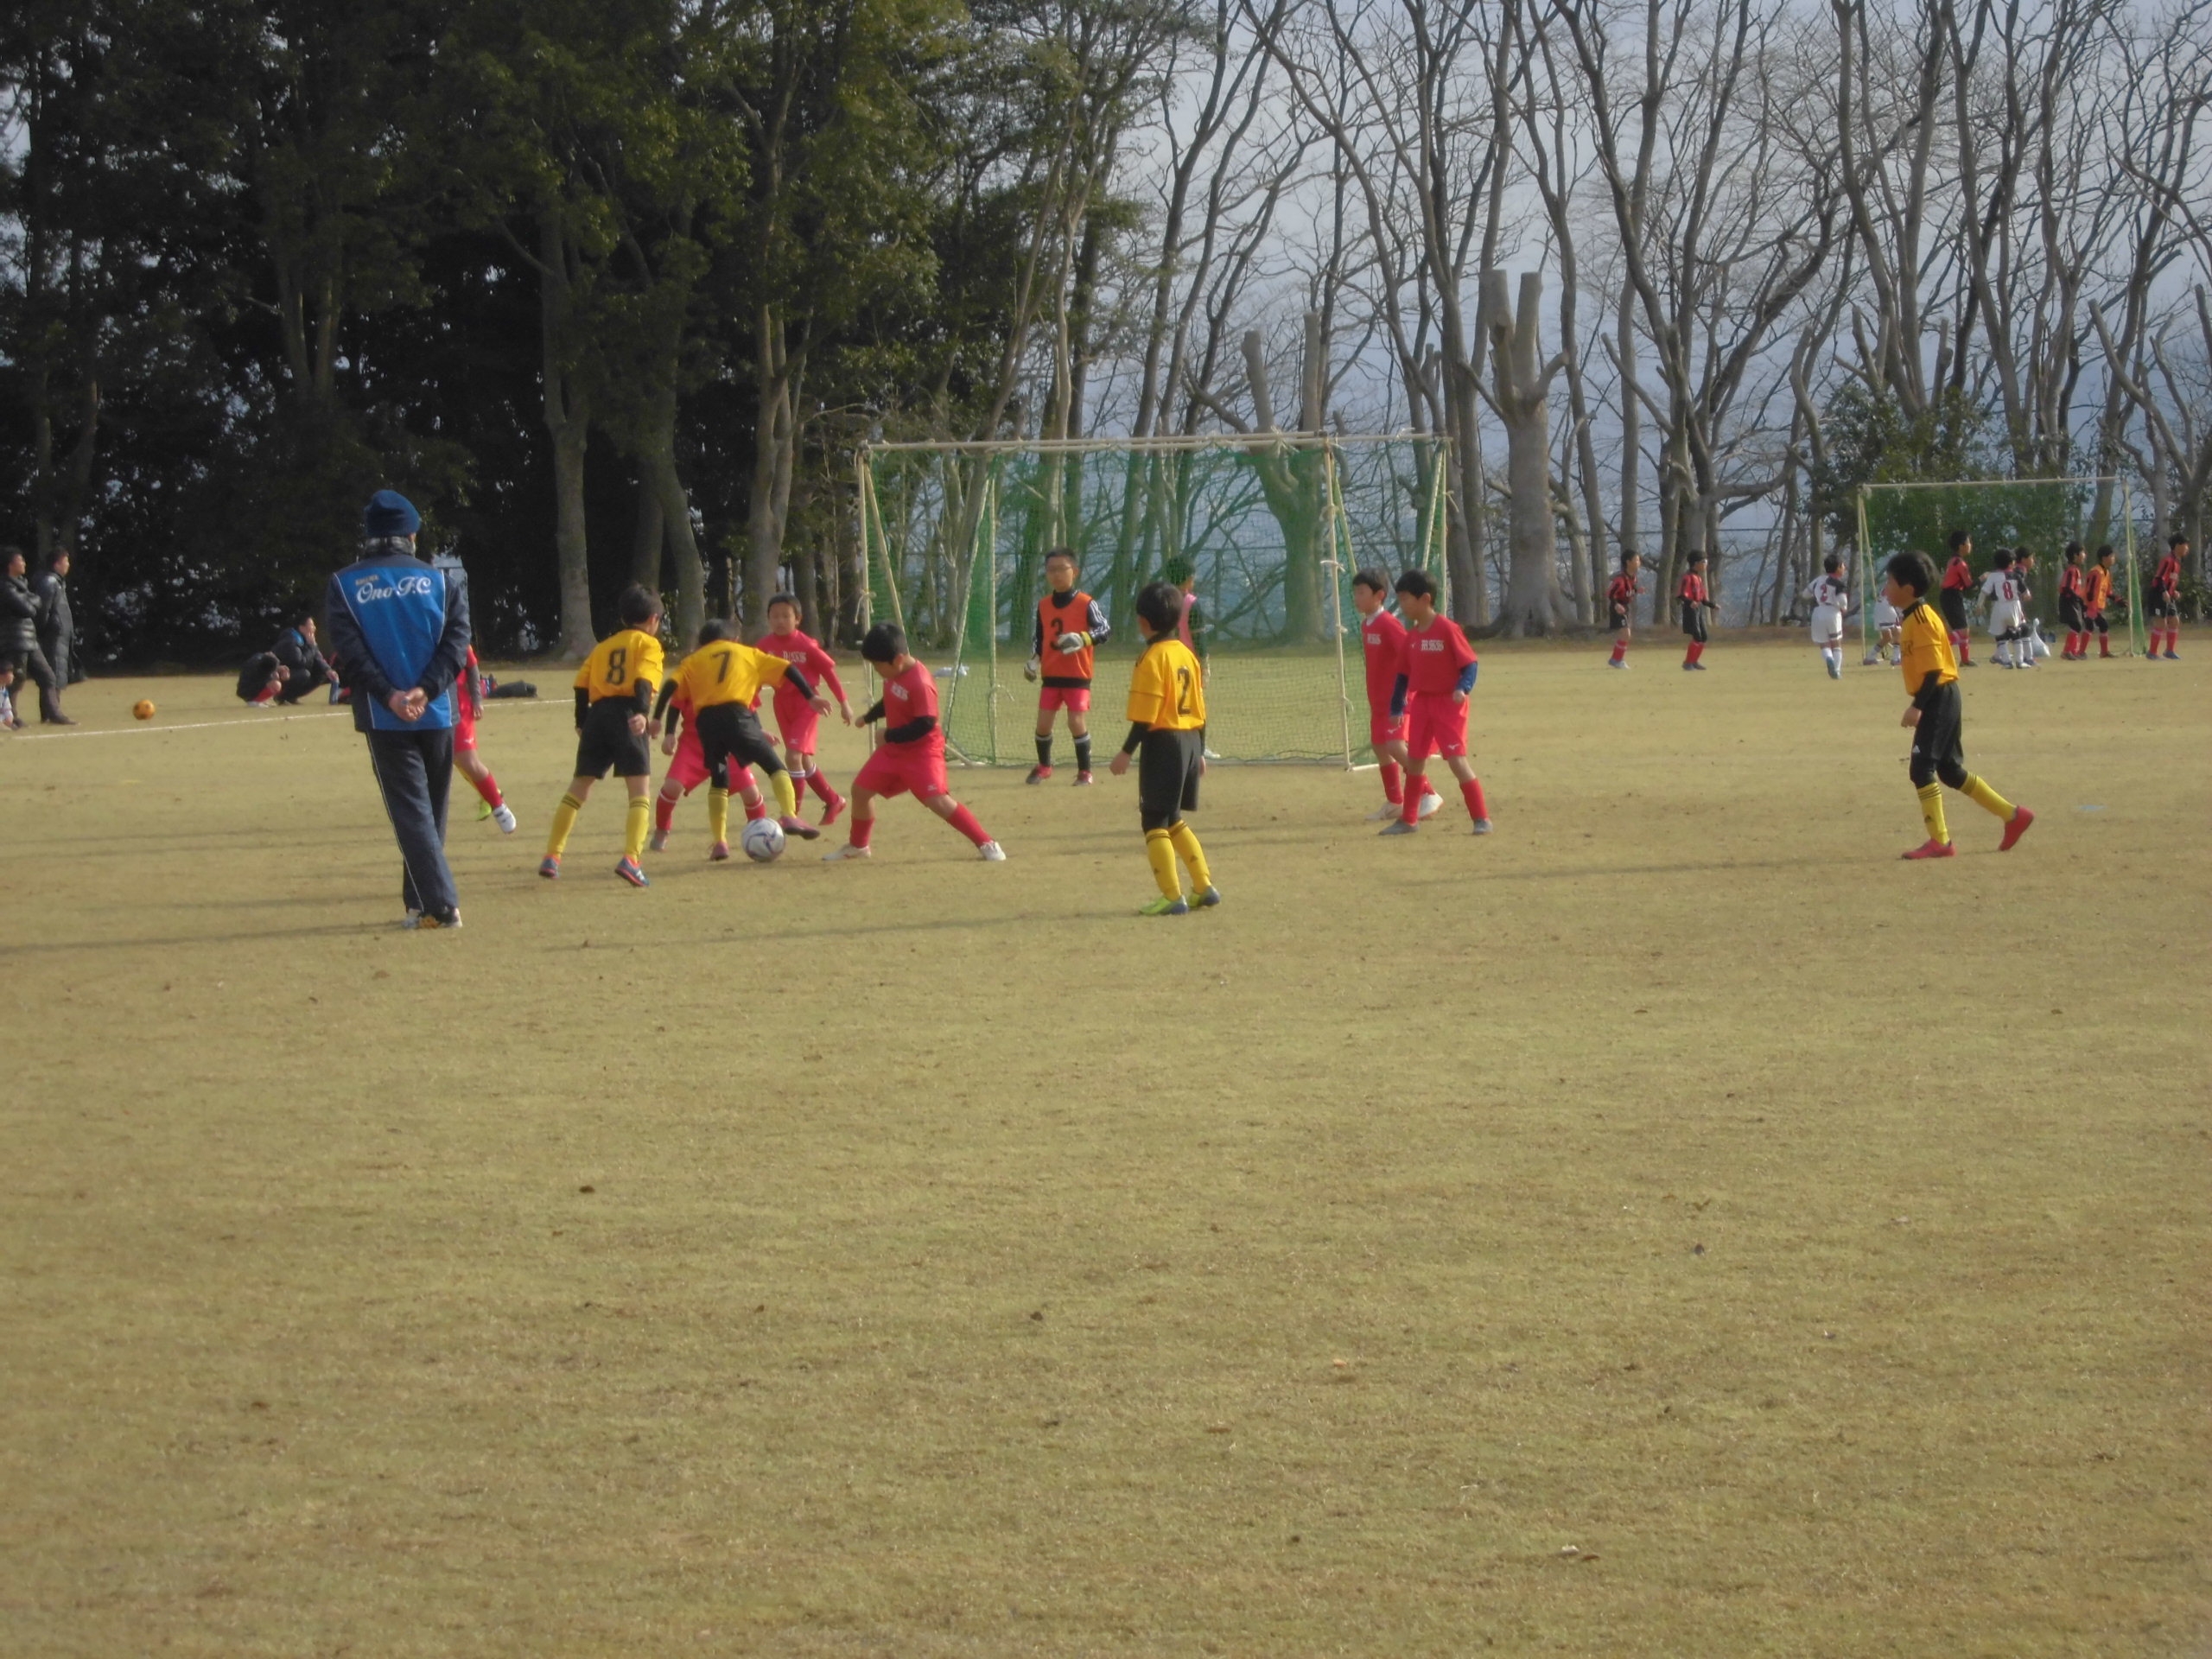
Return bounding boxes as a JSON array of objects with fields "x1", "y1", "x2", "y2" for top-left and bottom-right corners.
[
  {"x1": 770, "y1": 769, "x2": 798, "y2": 819},
  {"x1": 1916, "y1": 782, "x2": 1949, "y2": 845},
  {"x1": 707, "y1": 786, "x2": 730, "y2": 845},
  {"x1": 1145, "y1": 829, "x2": 1181, "y2": 898},
  {"x1": 1961, "y1": 773, "x2": 2014, "y2": 820},
  {"x1": 624, "y1": 795, "x2": 650, "y2": 860},
  {"x1": 546, "y1": 792, "x2": 582, "y2": 857},
  {"x1": 1168, "y1": 821, "x2": 1211, "y2": 891}
]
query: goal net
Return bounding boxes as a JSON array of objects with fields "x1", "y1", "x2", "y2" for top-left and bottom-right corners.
[
  {"x1": 856, "y1": 434, "x2": 1452, "y2": 766},
  {"x1": 1855, "y1": 477, "x2": 2145, "y2": 658}
]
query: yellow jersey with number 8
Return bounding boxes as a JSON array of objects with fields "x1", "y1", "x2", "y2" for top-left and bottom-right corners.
[
  {"x1": 1127, "y1": 638, "x2": 1205, "y2": 732},
  {"x1": 575, "y1": 628, "x2": 664, "y2": 702}
]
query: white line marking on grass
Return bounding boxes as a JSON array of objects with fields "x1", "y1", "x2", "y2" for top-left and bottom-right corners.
[{"x1": 11, "y1": 700, "x2": 560, "y2": 741}]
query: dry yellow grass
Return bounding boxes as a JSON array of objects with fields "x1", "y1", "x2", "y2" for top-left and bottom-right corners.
[{"x1": 1, "y1": 635, "x2": 2205, "y2": 1656}]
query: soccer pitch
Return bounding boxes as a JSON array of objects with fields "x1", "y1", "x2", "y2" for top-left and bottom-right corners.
[{"x1": 3, "y1": 638, "x2": 2204, "y2": 1656}]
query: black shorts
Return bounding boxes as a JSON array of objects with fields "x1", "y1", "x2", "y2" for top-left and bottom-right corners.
[
  {"x1": 1909, "y1": 681, "x2": 1967, "y2": 789},
  {"x1": 1609, "y1": 605, "x2": 1631, "y2": 632},
  {"x1": 1679, "y1": 602, "x2": 1707, "y2": 642},
  {"x1": 574, "y1": 699, "x2": 652, "y2": 779},
  {"x1": 2059, "y1": 594, "x2": 2088, "y2": 631},
  {"x1": 2150, "y1": 591, "x2": 2179, "y2": 620},
  {"x1": 1137, "y1": 728, "x2": 1203, "y2": 830},
  {"x1": 1938, "y1": 590, "x2": 1969, "y2": 632},
  {"x1": 2088, "y1": 611, "x2": 2109, "y2": 634},
  {"x1": 694, "y1": 702, "x2": 785, "y2": 787}
]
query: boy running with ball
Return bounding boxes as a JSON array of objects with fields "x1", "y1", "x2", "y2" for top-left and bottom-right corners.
[
  {"x1": 756, "y1": 593, "x2": 853, "y2": 820},
  {"x1": 1109, "y1": 582, "x2": 1218, "y2": 915},
  {"x1": 1025, "y1": 548, "x2": 1112, "y2": 784},
  {"x1": 542, "y1": 583, "x2": 664, "y2": 887},
  {"x1": 1887, "y1": 551, "x2": 2034, "y2": 861},
  {"x1": 1378, "y1": 570, "x2": 1491, "y2": 836},
  {"x1": 825, "y1": 623, "x2": 1005, "y2": 862},
  {"x1": 666, "y1": 620, "x2": 834, "y2": 860},
  {"x1": 649, "y1": 620, "x2": 772, "y2": 853},
  {"x1": 1351, "y1": 568, "x2": 1440, "y2": 822}
]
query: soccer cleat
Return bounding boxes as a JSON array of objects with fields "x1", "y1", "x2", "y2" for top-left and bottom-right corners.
[
  {"x1": 1194, "y1": 886, "x2": 1223, "y2": 908},
  {"x1": 820, "y1": 793, "x2": 846, "y2": 827},
  {"x1": 779, "y1": 813, "x2": 822, "y2": 842},
  {"x1": 537, "y1": 855, "x2": 561, "y2": 880},
  {"x1": 709, "y1": 840, "x2": 732, "y2": 861},
  {"x1": 1998, "y1": 805, "x2": 2036, "y2": 852},
  {"x1": 1471, "y1": 817, "x2": 1493, "y2": 835},
  {"x1": 1074, "y1": 770, "x2": 1095, "y2": 785},
  {"x1": 977, "y1": 840, "x2": 1007, "y2": 861},
  {"x1": 822, "y1": 842, "x2": 871, "y2": 861},
  {"x1": 2164, "y1": 651, "x2": 2180, "y2": 660},
  {"x1": 1827, "y1": 658, "x2": 1842, "y2": 680},
  {"x1": 1025, "y1": 765, "x2": 1053, "y2": 784},
  {"x1": 647, "y1": 828, "x2": 670, "y2": 853},
  {"x1": 1900, "y1": 839, "x2": 1956, "y2": 861},
  {"x1": 1365, "y1": 804, "x2": 1400, "y2": 821},
  {"x1": 1378, "y1": 820, "x2": 1417, "y2": 836},
  {"x1": 614, "y1": 856, "x2": 649, "y2": 887},
  {"x1": 1861, "y1": 654, "x2": 1878, "y2": 667},
  {"x1": 1415, "y1": 791, "x2": 1443, "y2": 820},
  {"x1": 1138, "y1": 894, "x2": 1190, "y2": 916},
  {"x1": 493, "y1": 803, "x2": 518, "y2": 835},
  {"x1": 1605, "y1": 658, "x2": 1629, "y2": 669},
  {"x1": 475, "y1": 798, "x2": 493, "y2": 822},
  {"x1": 1688, "y1": 661, "x2": 1707, "y2": 671}
]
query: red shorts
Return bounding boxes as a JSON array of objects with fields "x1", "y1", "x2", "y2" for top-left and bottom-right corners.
[
  {"x1": 1037, "y1": 685, "x2": 1090, "y2": 715},
  {"x1": 773, "y1": 700, "x2": 820, "y2": 754},
  {"x1": 452, "y1": 698, "x2": 477, "y2": 753},
  {"x1": 855, "y1": 738, "x2": 948, "y2": 801},
  {"x1": 1405, "y1": 693, "x2": 1468, "y2": 760},
  {"x1": 666, "y1": 727, "x2": 753, "y2": 796}
]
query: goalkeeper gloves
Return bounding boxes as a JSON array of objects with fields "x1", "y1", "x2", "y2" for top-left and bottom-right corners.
[
  {"x1": 1023, "y1": 655, "x2": 1041, "y2": 682},
  {"x1": 1054, "y1": 631, "x2": 1090, "y2": 654}
]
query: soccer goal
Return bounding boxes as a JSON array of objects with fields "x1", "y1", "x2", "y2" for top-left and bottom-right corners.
[
  {"x1": 855, "y1": 434, "x2": 1452, "y2": 766},
  {"x1": 1855, "y1": 477, "x2": 2145, "y2": 658}
]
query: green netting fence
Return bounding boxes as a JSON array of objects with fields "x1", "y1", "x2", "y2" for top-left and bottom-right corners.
[{"x1": 858, "y1": 435, "x2": 1452, "y2": 766}]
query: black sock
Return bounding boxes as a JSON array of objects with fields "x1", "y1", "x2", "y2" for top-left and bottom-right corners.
[
  {"x1": 1035, "y1": 735, "x2": 1052, "y2": 768},
  {"x1": 1075, "y1": 736, "x2": 1092, "y2": 772}
]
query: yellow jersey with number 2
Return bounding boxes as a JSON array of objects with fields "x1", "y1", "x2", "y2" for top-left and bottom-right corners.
[{"x1": 1127, "y1": 638, "x2": 1206, "y2": 732}]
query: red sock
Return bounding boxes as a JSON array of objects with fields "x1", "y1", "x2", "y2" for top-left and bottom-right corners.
[
  {"x1": 1609, "y1": 640, "x2": 1626, "y2": 664},
  {"x1": 2100, "y1": 636, "x2": 2112, "y2": 657},
  {"x1": 944, "y1": 804, "x2": 990, "y2": 847},
  {"x1": 1423, "y1": 779, "x2": 1441, "y2": 800},
  {"x1": 1380, "y1": 760, "x2": 1404, "y2": 804},
  {"x1": 468, "y1": 769, "x2": 504, "y2": 809},
  {"x1": 1461, "y1": 775, "x2": 1488, "y2": 821},
  {"x1": 849, "y1": 814, "x2": 874, "y2": 849},
  {"x1": 1401, "y1": 779, "x2": 1424, "y2": 824},
  {"x1": 1689, "y1": 641, "x2": 1706, "y2": 664},
  {"x1": 654, "y1": 791, "x2": 678, "y2": 834},
  {"x1": 1954, "y1": 632, "x2": 1970, "y2": 662},
  {"x1": 744, "y1": 793, "x2": 768, "y2": 822},
  {"x1": 251, "y1": 683, "x2": 278, "y2": 705},
  {"x1": 807, "y1": 769, "x2": 839, "y2": 804}
]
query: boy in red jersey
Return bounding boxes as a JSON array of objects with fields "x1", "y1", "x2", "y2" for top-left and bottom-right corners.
[
  {"x1": 2056, "y1": 543, "x2": 2088, "y2": 659},
  {"x1": 2083, "y1": 544, "x2": 2117, "y2": 657},
  {"x1": 647, "y1": 621, "x2": 769, "y2": 852},
  {"x1": 756, "y1": 592, "x2": 853, "y2": 819},
  {"x1": 1940, "y1": 531, "x2": 1976, "y2": 664},
  {"x1": 1350, "y1": 568, "x2": 1440, "y2": 821},
  {"x1": 825, "y1": 622, "x2": 1006, "y2": 862},
  {"x1": 1024, "y1": 548, "x2": 1112, "y2": 784},
  {"x1": 2147, "y1": 534, "x2": 2185, "y2": 659},
  {"x1": 1678, "y1": 551, "x2": 1715, "y2": 670},
  {"x1": 1377, "y1": 569, "x2": 1491, "y2": 836},
  {"x1": 1605, "y1": 549, "x2": 1642, "y2": 667},
  {"x1": 451, "y1": 645, "x2": 518, "y2": 833}
]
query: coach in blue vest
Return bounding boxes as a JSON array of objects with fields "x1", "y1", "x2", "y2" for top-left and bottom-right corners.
[{"x1": 324, "y1": 490, "x2": 473, "y2": 930}]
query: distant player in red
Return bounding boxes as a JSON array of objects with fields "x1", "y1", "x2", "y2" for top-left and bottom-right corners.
[
  {"x1": 1350, "y1": 567, "x2": 1440, "y2": 822},
  {"x1": 648, "y1": 623, "x2": 768, "y2": 852},
  {"x1": 451, "y1": 646, "x2": 517, "y2": 833},
  {"x1": 2083, "y1": 544, "x2": 2117, "y2": 658},
  {"x1": 1605, "y1": 549, "x2": 1643, "y2": 667},
  {"x1": 2147, "y1": 534, "x2": 2185, "y2": 659},
  {"x1": 1377, "y1": 569, "x2": 1491, "y2": 837},
  {"x1": 825, "y1": 622, "x2": 1005, "y2": 863},
  {"x1": 1940, "y1": 531, "x2": 1975, "y2": 664},
  {"x1": 1677, "y1": 552, "x2": 1715, "y2": 670},
  {"x1": 754, "y1": 592, "x2": 853, "y2": 821},
  {"x1": 1024, "y1": 547, "x2": 1112, "y2": 784},
  {"x1": 2057, "y1": 543, "x2": 2088, "y2": 659}
]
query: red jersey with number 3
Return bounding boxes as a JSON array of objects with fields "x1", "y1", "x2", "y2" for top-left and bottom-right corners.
[
  {"x1": 1359, "y1": 609, "x2": 1409, "y2": 712},
  {"x1": 1401, "y1": 613, "x2": 1477, "y2": 696}
]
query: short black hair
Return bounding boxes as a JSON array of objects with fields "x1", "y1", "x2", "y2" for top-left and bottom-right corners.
[
  {"x1": 1948, "y1": 528, "x2": 1971, "y2": 551},
  {"x1": 2095, "y1": 543, "x2": 2115, "y2": 560},
  {"x1": 1134, "y1": 581, "x2": 1183, "y2": 634},
  {"x1": 1991, "y1": 548, "x2": 2013, "y2": 569},
  {"x1": 1394, "y1": 569, "x2": 1435, "y2": 600},
  {"x1": 1044, "y1": 546, "x2": 1077, "y2": 568},
  {"x1": 2064, "y1": 541, "x2": 2084, "y2": 561},
  {"x1": 1, "y1": 544, "x2": 23, "y2": 569},
  {"x1": 0, "y1": 655, "x2": 15, "y2": 677},
  {"x1": 861, "y1": 621, "x2": 907, "y2": 664},
  {"x1": 2171, "y1": 532, "x2": 2190, "y2": 546},
  {"x1": 696, "y1": 618, "x2": 734, "y2": 646},
  {"x1": 1823, "y1": 553, "x2": 1844, "y2": 574},
  {"x1": 1160, "y1": 557, "x2": 1193, "y2": 587},
  {"x1": 618, "y1": 583, "x2": 662, "y2": 627},
  {"x1": 766, "y1": 591, "x2": 800, "y2": 613},
  {"x1": 1351, "y1": 567, "x2": 1390, "y2": 594},
  {"x1": 1885, "y1": 550, "x2": 1935, "y2": 595},
  {"x1": 1687, "y1": 549, "x2": 1707, "y2": 565},
  {"x1": 1618, "y1": 546, "x2": 1641, "y2": 567}
]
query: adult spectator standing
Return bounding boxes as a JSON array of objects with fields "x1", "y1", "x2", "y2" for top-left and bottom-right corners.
[
  {"x1": 34, "y1": 550, "x2": 80, "y2": 689},
  {"x1": 323, "y1": 490, "x2": 472, "y2": 930},
  {"x1": 0, "y1": 547, "x2": 71, "y2": 724}
]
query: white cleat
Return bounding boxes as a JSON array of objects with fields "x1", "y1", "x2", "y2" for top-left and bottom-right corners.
[
  {"x1": 977, "y1": 840, "x2": 1007, "y2": 861},
  {"x1": 492, "y1": 803, "x2": 518, "y2": 835},
  {"x1": 1415, "y1": 791, "x2": 1443, "y2": 820},
  {"x1": 1471, "y1": 817, "x2": 1493, "y2": 835},
  {"x1": 822, "y1": 842, "x2": 871, "y2": 861}
]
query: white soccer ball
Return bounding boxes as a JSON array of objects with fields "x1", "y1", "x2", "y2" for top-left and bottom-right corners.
[{"x1": 741, "y1": 817, "x2": 786, "y2": 863}]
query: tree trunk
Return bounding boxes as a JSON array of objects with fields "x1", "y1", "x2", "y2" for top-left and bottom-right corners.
[
  {"x1": 631, "y1": 474, "x2": 664, "y2": 591},
  {"x1": 747, "y1": 308, "x2": 807, "y2": 634},
  {"x1": 538, "y1": 217, "x2": 595, "y2": 658},
  {"x1": 1483, "y1": 271, "x2": 1572, "y2": 636}
]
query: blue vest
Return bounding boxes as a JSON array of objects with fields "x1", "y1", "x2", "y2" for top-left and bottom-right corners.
[{"x1": 334, "y1": 558, "x2": 455, "y2": 732}]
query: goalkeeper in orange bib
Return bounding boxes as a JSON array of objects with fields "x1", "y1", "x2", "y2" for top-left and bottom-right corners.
[
  {"x1": 1109, "y1": 582, "x2": 1218, "y2": 915},
  {"x1": 1025, "y1": 547, "x2": 1112, "y2": 784}
]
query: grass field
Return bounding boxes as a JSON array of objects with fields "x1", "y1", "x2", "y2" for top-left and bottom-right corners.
[{"x1": 2, "y1": 635, "x2": 2205, "y2": 1656}]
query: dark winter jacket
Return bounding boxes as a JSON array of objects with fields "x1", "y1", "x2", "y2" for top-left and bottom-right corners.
[
  {"x1": 32, "y1": 568, "x2": 74, "y2": 676},
  {"x1": 0, "y1": 574, "x2": 38, "y2": 655},
  {"x1": 270, "y1": 625, "x2": 334, "y2": 688},
  {"x1": 323, "y1": 545, "x2": 470, "y2": 734}
]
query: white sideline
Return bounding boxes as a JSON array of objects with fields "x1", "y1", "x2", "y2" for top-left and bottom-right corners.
[{"x1": 10, "y1": 700, "x2": 563, "y2": 741}]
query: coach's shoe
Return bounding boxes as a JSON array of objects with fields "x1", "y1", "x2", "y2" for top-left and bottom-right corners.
[
  {"x1": 709, "y1": 840, "x2": 733, "y2": 861},
  {"x1": 1416, "y1": 790, "x2": 1443, "y2": 819},
  {"x1": 1378, "y1": 820, "x2": 1418, "y2": 836},
  {"x1": 412, "y1": 906, "x2": 462, "y2": 930},
  {"x1": 1900, "y1": 839, "x2": 1956, "y2": 860},
  {"x1": 977, "y1": 840, "x2": 1007, "y2": 861},
  {"x1": 493, "y1": 804, "x2": 518, "y2": 835},
  {"x1": 1074, "y1": 770, "x2": 1095, "y2": 785},
  {"x1": 1139, "y1": 894, "x2": 1190, "y2": 917},
  {"x1": 648, "y1": 828, "x2": 670, "y2": 853},
  {"x1": 779, "y1": 813, "x2": 822, "y2": 841},
  {"x1": 614, "y1": 856, "x2": 650, "y2": 887},
  {"x1": 1025, "y1": 765, "x2": 1053, "y2": 785},
  {"x1": 822, "y1": 842, "x2": 871, "y2": 861},
  {"x1": 1998, "y1": 805, "x2": 2036, "y2": 852},
  {"x1": 1194, "y1": 886, "x2": 1223, "y2": 908},
  {"x1": 819, "y1": 793, "x2": 846, "y2": 827},
  {"x1": 537, "y1": 855, "x2": 561, "y2": 880},
  {"x1": 1471, "y1": 817, "x2": 1493, "y2": 835},
  {"x1": 403, "y1": 908, "x2": 421, "y2": 928}
]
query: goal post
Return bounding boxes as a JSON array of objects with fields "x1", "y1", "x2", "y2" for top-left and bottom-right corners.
[
  {"x1": 1855, "y1": 477, "x2": 2145, "y2": 658},
  {"x1": 856, "y1": 433, "x2": 1453, "y2": 766}
]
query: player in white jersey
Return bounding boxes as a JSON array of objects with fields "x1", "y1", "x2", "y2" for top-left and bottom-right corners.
[
  {"x1": 1980, "y1": 550, "x2": 2028, "y2": 668},
  {"x1": 1864, "y1": 590, "x2": 1903, "y2": 666},
  {"x1": 1803, "y1": 555, "x2": 1852, "y2": 678}
]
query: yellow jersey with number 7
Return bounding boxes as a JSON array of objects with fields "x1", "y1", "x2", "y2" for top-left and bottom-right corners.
[
  {"x1": 671, "y1": 640, "x2": 792, "y2": 711},
  {"x1": 1127, "y1": 637, "x2": 1205, "y2": 732}
]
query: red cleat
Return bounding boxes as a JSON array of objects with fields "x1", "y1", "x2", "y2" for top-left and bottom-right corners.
[
  {"x1": 1900, "y1": 839, "x2": 1956, "y2": 861},
  {"x1": 820, "y1": 792, "x2": 846, "y2": 827},
  {"x1": 1998, "y1": 805, "x2": 2035, "y2": 852}
]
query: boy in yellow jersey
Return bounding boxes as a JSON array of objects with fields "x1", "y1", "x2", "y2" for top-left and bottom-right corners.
[
  {"x1": 664, "y1": 620, "x2": 835, "y2": 858},
  {"x1": 1887, "y1": 551, "x2": 2036, "y2": 861},
  {"x1": 1108, "y1": 581, "x2": 1219, "y2": 915},
  {"x1": 542, "y1": 583, "x2": 665, "y2": 887}
]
